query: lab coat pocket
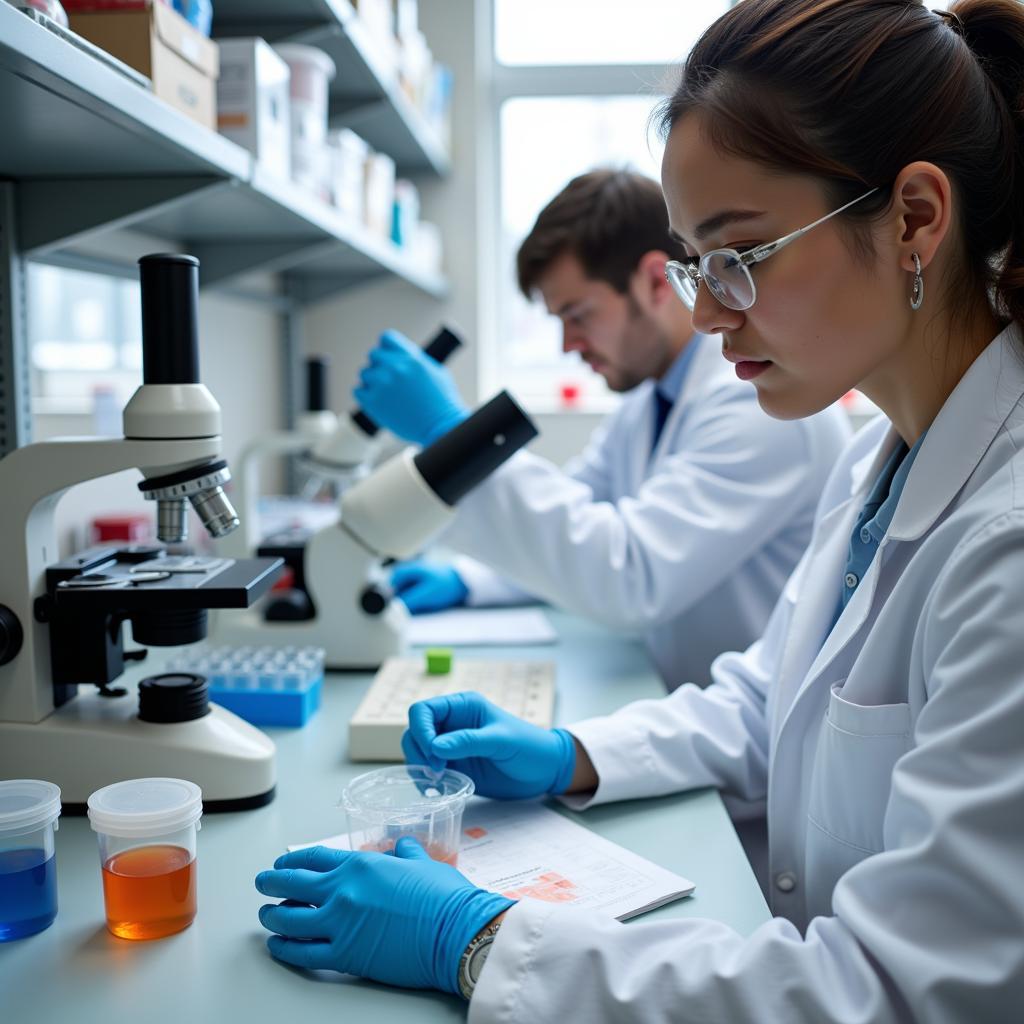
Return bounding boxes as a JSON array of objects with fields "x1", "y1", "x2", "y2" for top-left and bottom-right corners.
[{"x1": 806, "y1": 683, "x2": 911, "y2": 894}]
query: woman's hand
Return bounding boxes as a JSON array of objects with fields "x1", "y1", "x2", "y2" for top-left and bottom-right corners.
[{"x1": 256, "y1": 839, "x2": 514, "y2": 995}]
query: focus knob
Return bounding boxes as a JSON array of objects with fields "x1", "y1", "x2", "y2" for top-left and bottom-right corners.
[
  {"x1": 0, "y1": 606, "x2": 23, "y2": 666},
  {"x1": 138, "y1": 673, "x2": 210, "y2": 723}
]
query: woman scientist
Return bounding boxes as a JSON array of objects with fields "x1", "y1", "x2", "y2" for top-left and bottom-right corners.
[{"x1": 254, "y1": 1, "x2": 1024, "y2": 1018}]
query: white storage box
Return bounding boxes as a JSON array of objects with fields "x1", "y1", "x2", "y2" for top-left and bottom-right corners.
[
  {"x1": 328, "y1": 128, "x2": 370, "y2": 222},
  {"x1": 216, "y1": 38, "x2": 291, "y2": 180},
  {"x1": 364, "y1": 150, "x2": 396, "y2": 237}
]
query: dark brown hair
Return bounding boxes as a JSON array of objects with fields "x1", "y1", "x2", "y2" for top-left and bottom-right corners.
[
  {"x1": 516, "y1": 168, "x2": 688, "y2": 298},
  {"x1": 657, "y1": 0, "x2": 1024, "y2": 328}
]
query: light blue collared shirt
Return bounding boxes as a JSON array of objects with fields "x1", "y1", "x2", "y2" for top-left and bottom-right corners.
[{"x1": 838, "y1": 430, "x2": 928, "y2": 617}]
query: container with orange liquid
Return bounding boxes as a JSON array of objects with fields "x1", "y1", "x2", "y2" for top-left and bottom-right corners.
[
  {"x1": 87, "y1": 779, "x2": 202, "y2": 940},
  {"x1": 342, "y1": 766, "x2": 473, "y2": 867}
]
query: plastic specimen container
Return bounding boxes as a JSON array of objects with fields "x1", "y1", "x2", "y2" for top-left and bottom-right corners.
[
  {"x1": 87, "y1": 778, "x2": 202, "y2": 941},
  {"x1": 0, "y1": 780, "x2": 62, "y2": 942},
  {"x1": 273, "y1": 43, "x2": 336, "y2": 194},
  {"x1": 341, "y1": 766, "x2": 474, "y2": 866},
  {"x1": 166, "y1": 644, "x2": 325, "y2": 727}
]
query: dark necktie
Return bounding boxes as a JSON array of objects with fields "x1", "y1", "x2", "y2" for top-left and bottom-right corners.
[{"x1": 651, "y1": 389, "x2": 673, "y2": 454}]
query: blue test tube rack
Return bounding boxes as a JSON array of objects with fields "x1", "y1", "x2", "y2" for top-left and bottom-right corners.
[{"x1": 165, "y1": 645, "x2": 326, "y2": 727}]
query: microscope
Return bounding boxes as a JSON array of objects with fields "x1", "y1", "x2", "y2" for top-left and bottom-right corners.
[
  {"x1": 0, "y1": 255, "x2": 283, "y2": 810},
  {"x1": 217, "y1": 325, "x2": 463, "y2": 563},
  {"x1": 215, "y1": 389, "x2": 538, "y2": 669}
]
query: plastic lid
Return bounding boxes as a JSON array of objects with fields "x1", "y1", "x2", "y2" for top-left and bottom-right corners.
[
  {"x1": 87, "y1": 778, "x2": 202, "y2": 839},
  {"x1": 0, "y1": 780, "x2": 61, "y2": 836},
  {"x1": 273, "y1": 43, "x2": 337, "y2": 80},
  {"x1": 341, "y1": 766, "x2": 474, "y2": 823}
]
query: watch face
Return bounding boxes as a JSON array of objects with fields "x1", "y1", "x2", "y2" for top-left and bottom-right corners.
[{"x1": 468, "y1": 936, "x2": 493, "y2": 984}]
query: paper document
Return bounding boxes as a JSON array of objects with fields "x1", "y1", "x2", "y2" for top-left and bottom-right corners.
[
  {"x1": 291, "y1": 800, "x2": 694, "y2": 921},
  {"x1": 406, "y1": 608, "x2": 558, "y2": 647}
]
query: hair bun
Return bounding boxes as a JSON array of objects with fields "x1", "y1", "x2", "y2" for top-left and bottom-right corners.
[{"x1": 949, "y1": 1, "x2": 1024, "y2": 113}]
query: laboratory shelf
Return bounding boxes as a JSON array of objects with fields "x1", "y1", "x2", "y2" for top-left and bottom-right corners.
[
  {"x1": 213, "y1": 0, "x2": 452, "y2": 177},
  {"x1": 0, "y1": 3, "x2": 447, "y2": 301},
  {"x1": 0, "y1": 4, "x2": 248, "y2": 183},
  {"x1": 75, "y1": 169, "x2": 447, "y2": 298}
]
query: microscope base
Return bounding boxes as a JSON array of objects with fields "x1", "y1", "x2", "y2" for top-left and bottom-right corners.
[
  {"x1": 0, "y1": 692, "x2": 276, "y2": 810},
  {"x1": 211, "y1": 602, "x2": 406, "y2": 671}
]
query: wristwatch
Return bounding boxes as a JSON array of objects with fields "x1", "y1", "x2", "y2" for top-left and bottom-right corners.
[{"x1": 458, "y1": 918, "x2": 503, "y2": 1000}]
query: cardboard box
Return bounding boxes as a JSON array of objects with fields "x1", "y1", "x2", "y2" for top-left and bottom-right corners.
[
  {"x1": 217, "y1": 38, "x2": 290, "y2": 179},
  {"x1": 68, "y1": 0, "x2": 219, "y2": 129}
]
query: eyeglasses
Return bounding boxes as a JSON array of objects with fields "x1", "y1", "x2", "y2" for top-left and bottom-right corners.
[{"x1": 665, "y1": 187, "x2": 880, "y2": 312}]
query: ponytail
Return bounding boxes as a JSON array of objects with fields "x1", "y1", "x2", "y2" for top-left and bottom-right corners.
[{"x1": 954, "y1": 0, "x2": 1024, "y2": 326}]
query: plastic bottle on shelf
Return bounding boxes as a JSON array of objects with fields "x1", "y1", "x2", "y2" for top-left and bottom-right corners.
[
  {"x1": 9, "y1": 0, "x2": 69, "y2": 27},
  {"x1": 273, "y1": 44, "x2": 337, "y2": 202},
  {"x1": 172, "y1": 0, "x2": 210, "y2": 35}
]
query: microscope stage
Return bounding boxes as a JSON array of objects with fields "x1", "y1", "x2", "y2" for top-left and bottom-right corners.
[{"x1": 46, "y1": 547, "x2": 283, "y2": 610}]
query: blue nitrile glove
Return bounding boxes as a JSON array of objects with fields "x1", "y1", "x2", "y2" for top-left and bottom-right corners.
[
  {"x1": 392, "y1": 560, "x2": 469, "y2": 614},
  {"x1": 402, "y1": 692, "x2": 576, "y2": 799},
  {"x1": 353, "y1": 330, "x2": 469, "y2": 447},
  {"x1": 255, "y1": 839, "x2": 514, "y2": 995}
]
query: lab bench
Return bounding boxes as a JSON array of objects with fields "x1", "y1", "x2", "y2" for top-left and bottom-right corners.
[{"x1": 0, "y1": 612, "x2": 770, "y2": 1023}]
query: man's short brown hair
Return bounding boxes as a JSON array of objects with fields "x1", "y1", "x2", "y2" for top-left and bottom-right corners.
[{"x1": 516, "y1": 168, "x2": 686, "y2": 299}]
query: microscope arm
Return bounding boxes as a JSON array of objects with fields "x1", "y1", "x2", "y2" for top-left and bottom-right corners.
[
  {"x1": 0, "y1": 436, "x2": 221, "y2": 583},
  {"x1": 220, "y1": 415, "x2": 336, "y2": 560}
]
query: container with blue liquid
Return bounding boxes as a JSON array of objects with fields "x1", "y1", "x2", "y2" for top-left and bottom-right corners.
[{"x1": 0, "y1": 780, "x2": 61, "y2": 941}]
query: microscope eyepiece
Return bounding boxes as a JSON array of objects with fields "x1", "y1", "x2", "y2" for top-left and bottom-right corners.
[
  {"x1": 306, "y1": 357, "x2": 330, "y2": 414},
  {"x1": 139, "y1": 254, "x2": 201, "y2": 386},
  {"x1": 413, "y1": 391, "x2": 537, "y2": 506}
]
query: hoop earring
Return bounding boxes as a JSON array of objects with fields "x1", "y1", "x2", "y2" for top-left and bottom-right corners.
[{"x1": 910, "y1": 252, "x2": 925, "y2": 311}]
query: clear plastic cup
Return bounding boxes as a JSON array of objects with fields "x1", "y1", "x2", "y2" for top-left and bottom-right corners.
[
  {"x1": 341, "y1": 766, "x2": 474, "y2": 866},
  {"x1": 0, "y1": 780, "x2": 61, "y2": 942},
  {"x1": 87, "y1": 778, "x2": 202, "y2": 941}
]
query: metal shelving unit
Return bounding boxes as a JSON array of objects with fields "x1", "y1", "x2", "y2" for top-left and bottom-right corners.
[{"x1": 0, "y1": 2, "x2": 451, "y2": 453}]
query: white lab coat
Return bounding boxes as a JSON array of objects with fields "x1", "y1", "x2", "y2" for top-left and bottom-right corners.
[
  {"x1": 445, "y1": 334, "x2": 851, "y2": 688},
  {"x1": 470, "y1": 323, "x2": 1024, "y2": 1023}
]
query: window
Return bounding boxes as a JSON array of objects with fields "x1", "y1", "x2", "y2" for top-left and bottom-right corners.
[
  {"x1": 495, "y1": 0, "x2": 730, "y2": 66},
  {"x1": 497, "y1": 95, "x2": 665, "y2": 411},
  {"x1": 485, "y1": 1, "x2": 734, "y2": 413},
  {"x1": 28, "y1": 263, "x2": 142, "y2": 419}
]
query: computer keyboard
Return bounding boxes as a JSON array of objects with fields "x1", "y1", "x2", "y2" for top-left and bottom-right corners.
[{"x1": 348, "y1": 657, "x2": 557, "y2": 762}]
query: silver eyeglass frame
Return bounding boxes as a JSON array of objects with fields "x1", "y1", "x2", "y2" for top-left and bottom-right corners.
[{"x1": 665, "y1": 187, "x2": 881, "y2": 311}]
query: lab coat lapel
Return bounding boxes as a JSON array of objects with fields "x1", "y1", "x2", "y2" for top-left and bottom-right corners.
[
  {"x1": 772, "y1": 436, "x2": 896, "y2": 732},
  {"x1": 648, "y1": 334, "x2": 728, "y2": 471},
  {"x1": 887, "y1": 325, "x2": 1024, "y2": 541},
  {"x1": 780, "y1": 324, "x2": 1024, "y2": 728},
  {"x1": 630, "y1": 383, "x2": 658, "y2": 493}
]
